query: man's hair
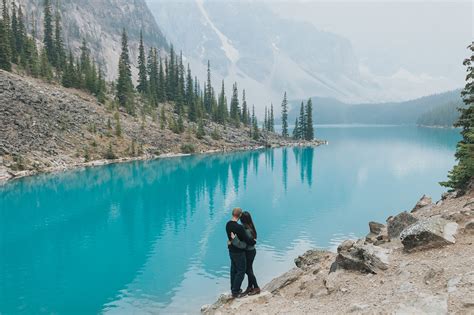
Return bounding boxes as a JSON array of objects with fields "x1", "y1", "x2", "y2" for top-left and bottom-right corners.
[{"x1": 232, "y1": 207, "x2": 242, "y2": 218}]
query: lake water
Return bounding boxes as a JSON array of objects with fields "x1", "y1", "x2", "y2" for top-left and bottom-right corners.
[{"x1": 0, "y1": 126, "x2": 461, "y2": 314}]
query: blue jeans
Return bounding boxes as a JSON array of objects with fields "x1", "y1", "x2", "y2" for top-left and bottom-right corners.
[{"x1": 229, "y1": 251, "x2": 246, "y2": 295}]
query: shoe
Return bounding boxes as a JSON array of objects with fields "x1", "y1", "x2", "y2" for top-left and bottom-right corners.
[
  {"x1": 231, "y1": 289, "x2": 244, "y2": 299},
  {"x1": 248, "y1": 288, "x2": 261, "y2": 296},
  {"x1": 242, "y1": 287, "x2": 253, "y2": 296}
]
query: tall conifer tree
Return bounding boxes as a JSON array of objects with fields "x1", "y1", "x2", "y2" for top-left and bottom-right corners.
[
  {"x1": 241, "y1": 89, "x2": 248, "y2": 126},
  {"x1": 281, "y1": 92, "x2": 289, "y2": 137},
  {"x1": 442, "y1": 43, "x2": 474, "y2": 190},
  {"x1": 53, "y1": 9, "x2": 65, "y2": 70},
  {"x1": 116, "y1": 28, "x2": 134, "y2": 114},
  {"x1": 305, "y1": 98, "x2": 314, "y2": 140},
  {"x1": 43, "y1": 0, "x2": 55, "y2": 65},
  {"x1": 298, "y1": 101, "x2": 306, "y2": 139},
  {"x1": 136, "y1": 30, "x2": 148, "y2": 94},
  {"x1": 230, "y1": 82, "x2": 240, "y2": 127}
]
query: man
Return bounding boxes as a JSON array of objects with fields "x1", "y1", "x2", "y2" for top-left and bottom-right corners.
[{"x1": 226, "y1": 207, "x2": 256, "y2": 298}]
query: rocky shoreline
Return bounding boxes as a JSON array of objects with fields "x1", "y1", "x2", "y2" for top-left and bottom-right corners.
[
  {"x1": 0, "y1": 139, "x2": 324, "y2": 184},
  {"x1": 202, "y1": 189, "x2": 474, "y2": 314}
]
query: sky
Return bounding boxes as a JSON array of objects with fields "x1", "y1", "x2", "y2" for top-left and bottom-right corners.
[{"x1": 270, "y1": 0, "x2": 473, "y2": 87}]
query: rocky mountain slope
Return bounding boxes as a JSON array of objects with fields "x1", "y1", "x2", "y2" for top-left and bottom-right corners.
[
  {"x1": 203, "y1": 189, "x2": 474, "y2": 314},
  {"x1": 0, "y1": 70, "x2": 320, "y2": 182},
  {"x1": 17, "y1": 0, "x2": 168, "y2": 79}
]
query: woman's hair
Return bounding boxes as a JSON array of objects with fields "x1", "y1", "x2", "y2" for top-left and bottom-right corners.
[{"x1": 240, "y1": 211, "x2": 257, "y2": 239}]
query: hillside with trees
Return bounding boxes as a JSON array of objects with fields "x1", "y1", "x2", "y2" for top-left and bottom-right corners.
[
  {"x1": 417, "y1": 101, "x2": 465, "y2": 127},
  {"x1": 287, "y1": 89, "x2": 463, "y2": 126}
]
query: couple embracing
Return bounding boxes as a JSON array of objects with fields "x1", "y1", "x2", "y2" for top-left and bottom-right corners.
[{"x1": 225, "y1": 207, "x2": 260, "y2": 298}]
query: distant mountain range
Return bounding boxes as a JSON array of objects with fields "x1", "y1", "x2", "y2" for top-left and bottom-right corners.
[
  {"x1": 147, "y1": 0, "x2": 460, "y2": 114},
  {"x1": 287, "y1": 89, "x2": 463, "y2": 126}
]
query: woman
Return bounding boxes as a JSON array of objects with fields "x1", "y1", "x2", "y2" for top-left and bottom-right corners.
[{"x1": 230, "y1": 211, "x2": 260, "y2": 296}]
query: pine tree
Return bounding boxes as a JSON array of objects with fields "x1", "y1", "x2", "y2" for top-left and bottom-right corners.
[
  {"x1": 160, "y1": 105, "x2": 166, "y2": 130},
  {"x1": 305, "y1": 98, "x2": 314, "y2": 140},
  {"x1": 196, "y1": 118, "x2": 205, "y2": 139},
  {"x1": 43, "y1": 0, "x2": 55, "y2": 65},
  {"x1": 270, "y1": 103, "x2": 275, "y2": 132},
  {"x1": 186, "y1": 64, "x2": 197, "y2": 122},
  {"x1": 166, "y1": 45, "x2": 176, "y2": 101},
  {"x1": 96, "y1": 68, "x2": 106, "y2": 104},
  {"x1": 0, "y1": 0, "x2": 11, "y2": 70},
  {"x1": 216, "y1": 80, "x2": 227, "y2": 124},
  {"x1": 116, "y1": 28, "x2": 134, "y2": 114},
  {"x1": 176, "y1": 51, "x2": 185, "y2": 113},
  {"x1": 442, "y1": 43, "x2": 474, "y2": 191},
  {"x1": 61, "y1": 49, "x2": 75, "y2": 87},
  {"x1": 39, "y1": 48, "x2": 53, "y2": 80},
  {"x1": 298, "y1": 101, "x2": 306, "y2": 139},
  {"x1": 24, "y1": 23, "x2": 39, "y2": 76},
  {"x1": 281, "y1": 92, "x2": 289, "y2": 137},
  {"x1": 292, "y1": 118, "x2": 299, "y2": 139},
  {"x1": 136, "y1": 30, "x2": 148, "y2": 94},
  {"x1": 0, "y1": 17, "x2": 11, "y2": 70},
  {"x1": 241, "y1": 89, "x2": 248, "y2": 126},
  {"x1": 203, "y1": 60, "x2": 213, "y2": 114},
  {"x1": 79, "y1": 38, "x2": 90, "y2": 87},
  {"x1": 147, "y1": 47, "x2": 158, "y2": 106},
  {"x1": 263, "y1": 106, "x2": 268, "y2": 131},
  {"x1": 230, "y1": 82, "x2": 240, "y2": 127},
  {"x1": 251, "y1": 105, "x2": 259, "y2": 140},
  {"x1": 158, "y1": 56, "x2": 166, "y2": 102},
  {"x1": 17, "y1": 6, "x2": 26, "y2": 65},
  {"x1": 53, "y1": 9, "x2": 65, "y2": 70},
  {"x1": 10, "y1": 1, "x2": 17, "y2": 63}
]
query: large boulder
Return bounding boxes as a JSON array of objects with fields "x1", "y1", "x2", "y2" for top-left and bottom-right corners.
[
  {"x1": 387, "y1": 211, "x2": 418, "y2": 239},
  {"x1": 411, "y1": 195, "x2": 433, "y2": 213},
  {"x1": 334, "y1": 239, "x2": 390, "y2": 274},
  {"x1": 400, "y1": 217, "x2": 458, "y2": 251}
]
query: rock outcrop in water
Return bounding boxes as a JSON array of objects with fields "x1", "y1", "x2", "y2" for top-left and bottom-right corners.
[
  {"x1": 0, "y1": 70, "x2": 323, "y2": 182},
  {"x1": 203, "y1": 189, "x2": 474, "y2": 314}
]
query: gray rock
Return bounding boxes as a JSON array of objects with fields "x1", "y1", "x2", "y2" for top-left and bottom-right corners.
[
  {"x1": 411, "y1": 195, "x2": 433, "y2": 212},
  {"x1": 349, "y1": 303, "x2": 369, "y2": 312},
  {"x1": 400, "y1": 217, "x2": 458, "y2": 251},
  {"x1": 366, "y1": 221, "x2": 388, "y2": 245},
  {"x1": 294, "y1": 249, "x2": 331, "y2": 271},
  {"x1": 387, "y1": 211, "x2": 419, "y2": 239},
  {"x1": 263, "y1": 267, "x2": 303, "y2": 293},
  {"x1": 464, "y1": 220, "x2": 474, "y2": 234},
  {"x1": 369, "y1": 221, "x2": 385, "y2": 234},
  {"x1": 335, "y1": 239, "x2": 390, "y2": 274}
]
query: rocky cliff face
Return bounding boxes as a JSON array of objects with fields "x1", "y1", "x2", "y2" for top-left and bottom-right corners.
[{"x1": 17, "y1": 0, "x2": 168, "y2": 80}]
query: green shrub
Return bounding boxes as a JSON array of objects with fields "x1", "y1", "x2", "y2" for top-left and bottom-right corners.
[
  {"x1": 104, "y1": 143, "x2": 117, "y2": 160},
  {"x1": 180, "y1": 144, "x2": 196, "y2": 154},
  {"x1": 211, "y1": 127, "x2": 221, "y2": 140}
]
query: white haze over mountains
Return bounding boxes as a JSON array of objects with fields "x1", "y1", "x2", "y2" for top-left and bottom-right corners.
[{"x1": 147, "y1": 0, "x2": 471, "y2": 115}]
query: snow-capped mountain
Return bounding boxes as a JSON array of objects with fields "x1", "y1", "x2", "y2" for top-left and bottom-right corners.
[{"x1": 147, "y1": 0, "x2": 459, "y2": 114}]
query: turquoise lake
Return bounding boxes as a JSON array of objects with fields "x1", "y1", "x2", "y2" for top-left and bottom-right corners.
[{"x1": 0, "y1": 126, "x2": 461, "y2": 314}]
